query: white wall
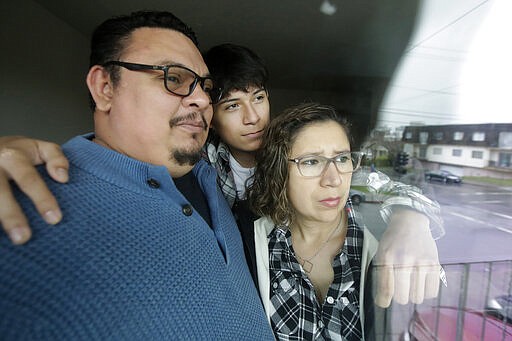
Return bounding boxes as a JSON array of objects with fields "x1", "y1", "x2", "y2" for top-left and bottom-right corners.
[
  {"x1": 0, "y1": 0, "x2": 92, "y2": 143},
  {"x1": 426, "y1": 144, "x2": 488, "y2": 168}
]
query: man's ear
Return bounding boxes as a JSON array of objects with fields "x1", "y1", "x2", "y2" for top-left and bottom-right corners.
[{"x1": 86, "y1": 65, "x2": 113, "y2": 112}]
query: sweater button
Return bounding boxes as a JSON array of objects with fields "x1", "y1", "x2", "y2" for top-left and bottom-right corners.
[
  {"x1": 147, "y1": 178, "x2": 160, "y2": 188},
  {"x1": 182, "y1": 204, "x2": 193, "y2": 216}
]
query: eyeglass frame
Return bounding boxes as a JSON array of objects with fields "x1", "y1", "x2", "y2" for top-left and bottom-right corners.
[
  {"x1": 288, "y1": 152, "x2": 364, "y2": 178},
  {"x1": 102, "y1": 61, "x2": 221, "y2": 102}
]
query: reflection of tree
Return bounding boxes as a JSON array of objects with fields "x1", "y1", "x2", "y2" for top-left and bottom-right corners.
[
  {"x1": 361, "y1": 128, "x2": 404, "y2": 168},
  {"x1": 361, "y1": 128, "x2": 436, "y2": 195}
]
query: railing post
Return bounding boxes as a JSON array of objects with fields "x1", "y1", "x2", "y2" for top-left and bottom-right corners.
[
  {"x1": 481, "y1": 261, "x2": 493, "y2": 340},
  {"x1": 456, "y1": 263, "x2": 470, "y2": 341}
]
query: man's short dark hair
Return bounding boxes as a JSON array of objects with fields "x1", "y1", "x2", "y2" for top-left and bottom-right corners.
[
  {"x1": 203, "y1": 44, "x2": 268, "y2": 103},
  {"x1": 90, "y1": 10, "x2": 197, "y2": 68},
  {"x1": 89, "y1": 11, "x2": 198, "y2": 110}
]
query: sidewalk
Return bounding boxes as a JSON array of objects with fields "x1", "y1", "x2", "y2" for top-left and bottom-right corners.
[{"x1": 461, "y1": 178, "x2": 512, "y2": 191}]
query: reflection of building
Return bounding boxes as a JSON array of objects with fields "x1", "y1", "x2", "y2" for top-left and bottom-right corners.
[{"x1": 402, "y1": 123, "x2": 512, "y2": 179}]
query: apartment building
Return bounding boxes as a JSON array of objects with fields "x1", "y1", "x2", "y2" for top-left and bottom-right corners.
[{"x1": 402, "y1": 123, "x2": 512, "y2": 179}]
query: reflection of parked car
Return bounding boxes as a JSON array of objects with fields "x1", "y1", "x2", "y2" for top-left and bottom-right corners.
[
  {"x1": 425, "y1": 170, "x2": 462, "y2": 184},
  {"x1": 486, "y1": 294, "x2": 512, "y2": 324},
  {"x1": 401, "y1": 306, "x2": 512, "y2": 340},
  {"x1": 349, "y1": 189, "x2": 366, "y2": 205}
]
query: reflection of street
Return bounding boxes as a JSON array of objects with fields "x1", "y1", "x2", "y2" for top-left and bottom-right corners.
[
  {"x1": 430, "y1": 182, "x2": 512, "y2": 264},
  {"x1": 356, "y1": 181, "x2": 512, "y2": 263},
  {"x1": 355, "y1": 182, "x2": 512, "y2": 339}
]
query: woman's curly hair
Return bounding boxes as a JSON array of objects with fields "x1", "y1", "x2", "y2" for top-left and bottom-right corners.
[{"x1": 247, "y1": 102, "x2": 351, "y2": 226}]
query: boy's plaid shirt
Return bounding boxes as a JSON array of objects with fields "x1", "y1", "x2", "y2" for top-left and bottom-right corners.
[{"x1": 203, "y1": 134, "x2": 237, "y2": 207}]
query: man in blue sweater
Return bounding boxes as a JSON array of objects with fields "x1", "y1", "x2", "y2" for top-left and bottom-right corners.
[{"x1": 0, "y1": 10, "x2": 274, "y2": 340}]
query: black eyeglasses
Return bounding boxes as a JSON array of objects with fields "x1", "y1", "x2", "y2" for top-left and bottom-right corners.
[
  {"x1": 103, "y1": 61, "x2": 220, "y2": 102},
  {"x1": 288, "y1": 152, "x2": 363, "y2": 177}
]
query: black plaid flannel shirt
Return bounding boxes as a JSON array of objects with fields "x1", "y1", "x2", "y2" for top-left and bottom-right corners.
[{"x1": 267, "y1": 203, "x2": 364, "y2": 340}]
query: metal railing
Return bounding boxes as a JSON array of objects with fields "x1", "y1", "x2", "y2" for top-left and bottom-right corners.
[{"x1": 376, "y1": 260, "x2": 512, "y2": 340}]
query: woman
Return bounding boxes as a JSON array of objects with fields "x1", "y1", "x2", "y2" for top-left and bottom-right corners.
[{"x1": 248, "y1": 103, "x2": 378, "y2": 340}]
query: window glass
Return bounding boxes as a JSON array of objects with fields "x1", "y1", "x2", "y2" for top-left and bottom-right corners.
[
  {"x1": 374, "y1": 0, "x2": 512, "y2": 338},
  {"x1": 471, "y1": 150, "x2": 483, "y2": 159},
  {"x1": 472, "y1": 132, "x2": 485, "y2": 141},
  {"x1": 453, "y1": 131, "x2": 464, "y2": 140},
  {"x1": 498, "y1": 132, "x2": 512, "y2": 148},
  {"x1": 419, "y1": 132, "x2": 429, "y2": 144},
  {"x1": 498, "y1": 152, "x2": 512, "y2": 167},
  {"x1": 4, "y1": 1, "x2": 512, "y2": 340},
  {"x1": 419, "y1": 146, "x2": 427, "y2": 158}
]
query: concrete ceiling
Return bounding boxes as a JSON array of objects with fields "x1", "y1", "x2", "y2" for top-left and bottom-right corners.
[{"x1": 33, "y1": 0, "x2": 420, "y2": 92}]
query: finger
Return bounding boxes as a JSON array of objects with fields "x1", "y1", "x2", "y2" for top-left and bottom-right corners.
[
  {"x1": 410, "y1": 266, "x2": 427, "y2": 304},
  {"x1": 424, "y1": 265, "x2": 441, "y2": 299},
  {"x1": 393, "y1": 266, "x2": 412, "y2": 305},
  {"x1": 37, "y1": 141, "x2": 69, "y2": 183},
  {"x1": 373, "y1": 265, "x2": 394, "y2": 308},
  {"x1": 0, "y1": 148, "x2": 62, "y2": 225},
  {"x1": 0, "y1": 171, "x2": 32, "y2": 244}
]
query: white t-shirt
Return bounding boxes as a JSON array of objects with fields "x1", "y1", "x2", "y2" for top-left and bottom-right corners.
[{"x1": 229, "y1": 154, "x2": 255, "y2": 200}]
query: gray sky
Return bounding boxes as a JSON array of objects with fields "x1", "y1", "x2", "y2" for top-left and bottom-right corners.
[{"x1": 378, "y1": 0, "x2": 512, "y2": 128}]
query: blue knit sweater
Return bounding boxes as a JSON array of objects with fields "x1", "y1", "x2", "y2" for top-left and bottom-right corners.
[{"x1": 0, "y1": 135, "x2": 274, "y2": 340}]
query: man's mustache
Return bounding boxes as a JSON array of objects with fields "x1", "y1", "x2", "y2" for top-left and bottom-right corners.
[{"x1": 169, "y1": 112, "x2": 208, "y2": 131}]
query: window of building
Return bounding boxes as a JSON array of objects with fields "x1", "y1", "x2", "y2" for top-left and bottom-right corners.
[
  {"x1": 419, "y1": 146, "x2": 427, "y2": 159},
  {"x1": 404, "y1": 131, "x2": 412, "y2": 140},
  {"x1": 472, "y1": 150, "x2": 483, "y2": 159},
  {"x1": 472, "y1": 132, "x2": 485, "y2": 141},
  {"x1": 434, "y1": 132, "x2": 444, "y2": 140},
  {"x1": 433, "y1": 147, "x2": 442, "y2": 155},
  {"x1": 498, "y1": 132, "x2": 512, "y2": 148},
  {"x1": 453, "y1": 131, "x2": 464, "y2": 141},
  {"x1": 419, "y1": 132, "x2": 429, "y2": 144},
  {"x1": 452, "y1": 149, "x2": 462, "y2": 157},
  {"x1": 499, "y1": 152, "x2": 512, "y2": 168}
]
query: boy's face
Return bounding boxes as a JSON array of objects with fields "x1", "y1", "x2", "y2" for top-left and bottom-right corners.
[{"x1": 212, "y1": 86, "x2": 270, "y2": 158}]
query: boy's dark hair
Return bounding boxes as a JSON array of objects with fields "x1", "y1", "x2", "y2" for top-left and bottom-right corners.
[
  {"x1": 89, "y1": 11, "x2": 198, "y2": 110},
  {"x1": 203, "y1": 44, "x2": 268, "y2": 103}
]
